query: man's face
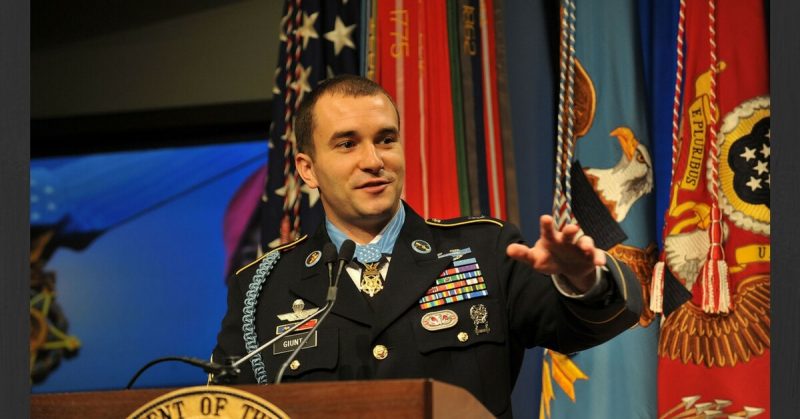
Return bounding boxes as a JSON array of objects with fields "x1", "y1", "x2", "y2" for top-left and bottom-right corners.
[{"x1": 296, "y1": 92, "x2": 405, "y2": 232}]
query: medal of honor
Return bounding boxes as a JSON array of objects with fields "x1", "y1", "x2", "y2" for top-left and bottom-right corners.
[{"x1": 360, "y1": 261, "x2": 384, "y2": 297}]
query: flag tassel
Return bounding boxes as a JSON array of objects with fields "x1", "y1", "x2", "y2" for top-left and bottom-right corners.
[
  {"x1": 700, "y1": 204, "x2": 729, "y2": 313},
  {"x1": 700, "y1": 0, "x2": 729, "y2": 314},
  {"x1": 650, "y1": 260, "x2": 666, "y2": 314}
]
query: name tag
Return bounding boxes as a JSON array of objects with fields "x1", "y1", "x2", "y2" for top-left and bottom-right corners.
[{"x1": 272, "y1": 331, "x2": 318, "y2": 355}]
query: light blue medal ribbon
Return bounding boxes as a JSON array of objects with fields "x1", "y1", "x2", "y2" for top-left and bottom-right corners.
[
  {"x1": 327, "y1": 205, "x2": 405, "y2": 263},
  {"x1": 354, "y1": 243, "x2": 382, "y2": 263}
]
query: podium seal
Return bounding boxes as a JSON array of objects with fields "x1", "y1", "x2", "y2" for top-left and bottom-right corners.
[{"x1": 127, "y1": 385, "x2": 290, "y2": 419}]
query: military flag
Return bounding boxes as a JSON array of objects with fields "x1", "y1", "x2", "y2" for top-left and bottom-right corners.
[
  {"x1": 652, "y1": 0, "x2": 770, "y2": 416},
  {"x1": 260, "y1": 0, "x2": 363, "y2": 252},
  {"x1": 374, "y1": 0, "x2": 461, "y2": 218},
  {"x1": 541, "y1": 0, "x2": 659, "y2": 417},
  {"x1": 372, "y1": 0, "x2": 514, "y2": 220}
]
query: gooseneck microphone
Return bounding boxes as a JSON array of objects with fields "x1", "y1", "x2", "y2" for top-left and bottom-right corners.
[
  {"x1": 274, "y1": 240, "x2": 355, "y2": 384},
  {"x1": 322, "y1": 242, "x2": 338, "y2": 287}
]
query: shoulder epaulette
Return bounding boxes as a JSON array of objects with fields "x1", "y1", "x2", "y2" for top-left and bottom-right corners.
[
  {"x1": 425, "y1": 215, "x2": 504, "y2": 228},
  {"x1": 234, "y1": 235, "x2": 308, "y2": 276}
]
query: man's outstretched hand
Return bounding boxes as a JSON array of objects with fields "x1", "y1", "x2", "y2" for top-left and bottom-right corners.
[{"x1": 506, "y1": 215, "x2": 606, "y2": 293}]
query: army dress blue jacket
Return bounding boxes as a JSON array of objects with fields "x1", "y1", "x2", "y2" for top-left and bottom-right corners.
[{"x1": 213, "y1": 203, "x2": 643, "y2": 418}]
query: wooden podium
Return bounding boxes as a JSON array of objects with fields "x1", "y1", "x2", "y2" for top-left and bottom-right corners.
[{"x1": 31, "y1": 379, "x2": 494, "y2": 418}]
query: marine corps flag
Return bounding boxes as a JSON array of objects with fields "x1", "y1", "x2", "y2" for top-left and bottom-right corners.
[{"x1": 652, "y1": 0, "x2": 770, "y2": 417}]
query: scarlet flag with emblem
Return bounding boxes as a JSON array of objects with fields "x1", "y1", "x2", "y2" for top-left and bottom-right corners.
[{"x1": 652, "y1": 0, "x2": 770, "y2": 417}]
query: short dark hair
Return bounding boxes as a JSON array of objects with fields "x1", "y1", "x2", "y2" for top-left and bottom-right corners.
[{"x1": 294, "y1": 74, "x2": 398, "y2": 157}]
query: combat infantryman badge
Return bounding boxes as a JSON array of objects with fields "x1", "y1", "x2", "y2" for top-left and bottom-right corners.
[
  {"x1": 437, "y1": 247, "x2": 472, "y2": 260},
  {"x1": 277, "y1": 299, "x2": 319, "y2": 322},
  {"x1": 470, "y1": 304, "x2": 490, "y2": 335}
]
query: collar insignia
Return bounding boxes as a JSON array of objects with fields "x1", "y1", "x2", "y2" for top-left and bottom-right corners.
[
  {"x1": 304, "y1": 250, "x2": 322, "y2": 267},
  {"x1": 411, "y1": 239, "x2": 432, "y2": 254}
]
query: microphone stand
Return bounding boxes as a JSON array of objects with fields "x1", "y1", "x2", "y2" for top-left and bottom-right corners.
[
  {"x1": 128, "y1": 304, "x2": 333, "y2": 388},
  {"x1": 227, "y1": 302, "x2": 328, "y2": 373},
  {"x1": 274, "y1": 240, "x2": 354, "y2": 384}
]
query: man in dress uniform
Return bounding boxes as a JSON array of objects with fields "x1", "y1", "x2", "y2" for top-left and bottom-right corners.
[{"x1": 214, "y1": 75, "x2": 642, "y2": 418}]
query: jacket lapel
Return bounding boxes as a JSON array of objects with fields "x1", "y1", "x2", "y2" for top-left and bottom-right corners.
[
  {"x1": 371, "y1": 205, "x2": 451, "y2": 340},
  {"x1": 287, "y1": 229, "x2": 328, "y2": 310},
  {"x1": 288, "y1": 224, "x2": 373, "y2": 326}
]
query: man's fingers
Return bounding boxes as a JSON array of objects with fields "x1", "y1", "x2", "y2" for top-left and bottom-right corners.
[
  {"x1": 539, "y1": 215, "x2": 557, "y2": 242},
  {"x1": 506, "y1": 243, "x2": 532, "y2": 261},
  {"x1": 589, "y1": 246, "x2": 606, "y2": 266},
  {"x1": 507, "y1": 242, "x2": 557, "y2": 273},
  {"x1": 561, "y1": 226, "x2": 581, "y2": 244},
  {"x1": 594, "y1": 250, "x2": 607, "y2": 266},
  {"x1": 576, "y1": 235, "x2": 595, "y2": 252}
]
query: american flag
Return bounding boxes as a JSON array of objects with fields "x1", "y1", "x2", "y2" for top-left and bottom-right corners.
[{"x1": 261, "y1": 0, "x2": 363, "y2": 251}]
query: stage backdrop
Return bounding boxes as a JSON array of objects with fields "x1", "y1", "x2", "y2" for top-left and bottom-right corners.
[{"x1": 30, "y1": 140, "x2": 265, "y2": 393}]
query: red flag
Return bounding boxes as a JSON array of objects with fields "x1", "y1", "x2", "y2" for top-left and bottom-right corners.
[
  {"x1": 375, "y1": 0, "x2": 461, "y2": 218},
  {"x1": 477, "y1": 0, "x2": 507, "y2": 219},
  {"x1": 655, "y1": 0, "x2": 770, "y2": 417}
]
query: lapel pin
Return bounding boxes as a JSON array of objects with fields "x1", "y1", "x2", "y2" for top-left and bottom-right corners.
[
  {"x1": 305, "y1": 250, "x2": 322, "y2": 267},
  {"x1": 411, "y1": 239, "x2": 432, "y2": 254}
]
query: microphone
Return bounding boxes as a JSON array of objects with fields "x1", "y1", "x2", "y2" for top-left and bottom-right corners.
[
  {"x1": 322, "y1": 242, "x2": 338, "y2": 287},
  {"x1": 329, "y1": 239, "x2": 355, "y2": 300},
  {"x1": 275, "y1": 240, "x2": 355, "y2": 384}
]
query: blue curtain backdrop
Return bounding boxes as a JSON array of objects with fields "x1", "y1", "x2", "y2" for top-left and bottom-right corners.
[
  {"x1": 31, "y1": 141, "x2": 265, "y2": 392},
  {"x1": 503, "y1": 0, "x2": 558, "y2": 416}
]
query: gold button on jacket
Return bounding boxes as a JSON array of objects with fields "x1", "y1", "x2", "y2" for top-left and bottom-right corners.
[{"x1": 372, "y1": 344, "x2": 388, "y2": 360}]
